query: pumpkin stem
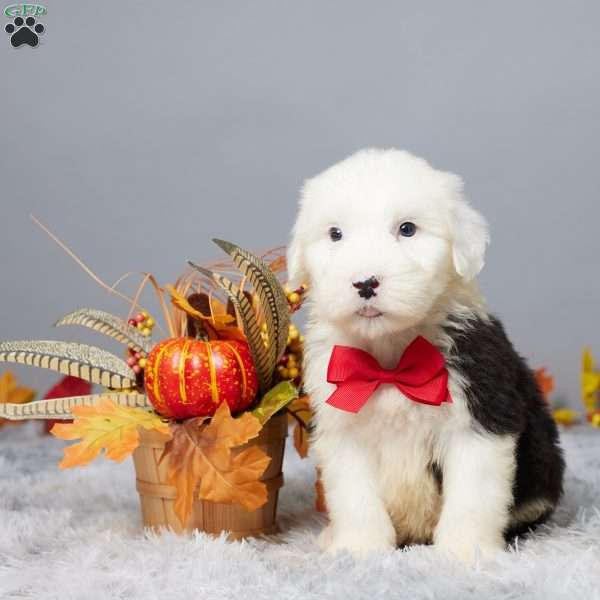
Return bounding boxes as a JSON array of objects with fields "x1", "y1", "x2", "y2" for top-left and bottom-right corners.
[{"x1": 186, "y1": 293, "x2": 211, "y2": 340}]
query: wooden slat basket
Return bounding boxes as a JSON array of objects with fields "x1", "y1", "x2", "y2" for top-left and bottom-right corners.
[{"x1": 132, "y1": 412, "x2": 288, "y2": 539}]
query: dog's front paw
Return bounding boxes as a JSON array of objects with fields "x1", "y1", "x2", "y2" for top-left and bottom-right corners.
[
  {"x1": 435, "y1": 531, "x2": 504, "y2": 564},
  {"x1": 317, "y1": 523, "x2": 334, "y2": 551},
  {"x1": 327, "y1": 534, "x2": 396, "y2": 559},
  {"x1": 323, "y1": 523, "x2": 396, "y2": 559}
]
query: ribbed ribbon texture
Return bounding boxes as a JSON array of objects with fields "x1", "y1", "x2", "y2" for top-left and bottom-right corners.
[{"x1": 326, "y1": 336, "x2": 452, "y2": 413}]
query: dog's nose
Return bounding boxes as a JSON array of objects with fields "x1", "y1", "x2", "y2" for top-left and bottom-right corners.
[{"x1": 352, "y1": 276, "x2": 379, "y2": 299}]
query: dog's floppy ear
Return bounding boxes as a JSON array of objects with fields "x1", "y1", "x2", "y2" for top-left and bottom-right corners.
[
  {"x1": 451, "y1": 195, "x2": 490, "y2": 281},
  {"x1": 286, "y1": 223, "x2": 308, "y2": 289}
]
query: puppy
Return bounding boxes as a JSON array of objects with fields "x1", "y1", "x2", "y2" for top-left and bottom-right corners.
[{"x1": 287, "y1": 148, "x2": 564, "y2": 562}]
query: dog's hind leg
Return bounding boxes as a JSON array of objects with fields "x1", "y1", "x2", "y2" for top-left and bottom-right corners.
[
  {"x1": 506, "y1": 407, "x2": 565, "y2": 538},
  {"x1": 433, "y1": 429, "x2": 516, "y2": 563}
]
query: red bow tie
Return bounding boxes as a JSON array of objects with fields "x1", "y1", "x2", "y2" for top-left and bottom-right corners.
[{"x1": 326, "y1": 336, "x2": 452, "y2": 413}]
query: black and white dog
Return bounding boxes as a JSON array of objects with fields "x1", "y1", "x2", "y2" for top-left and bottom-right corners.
[{"x1": 287, "y1": 148, "x2": 564, "y2": 562}]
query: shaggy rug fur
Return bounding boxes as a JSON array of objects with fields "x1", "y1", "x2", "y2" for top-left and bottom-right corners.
[{"x1": 1, "y1": 423, "x2": 599, "y2": 600}]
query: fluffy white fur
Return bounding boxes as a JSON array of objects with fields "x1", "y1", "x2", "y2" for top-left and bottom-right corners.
[{"x1": 287, "y1": 148, "x2": 515, "y2": 562}]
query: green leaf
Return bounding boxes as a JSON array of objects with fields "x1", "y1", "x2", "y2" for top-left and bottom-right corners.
[{"x1": 251, "y1": 380, "x2": 299, "y2": 425}]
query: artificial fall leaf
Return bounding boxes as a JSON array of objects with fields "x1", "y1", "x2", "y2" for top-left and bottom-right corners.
[
  {"x1": 251, "y1": 380, "x2": 298, "y2": 425},
  {"x1": 534, "y1": 368, "x2": 554, "y2": 402},
  {"x1": 582, "y1": 348, "x2": 600, "y2": 413},
  {"x1": 199, "y1": 400, "x2": 263, "y2": 449},
  {"x1": 163, "y1": 402, "x2": 270, "y2": 526},
  {"x1": 0, "y1": 371, "x2": 35, "y2": 406},
  {"x1": 198, "y1": 446, "x2": 270, "y2": 508},
  {"x1": 553, "y1": 407, "x2": 579, "y2": 426},
  {"x1": 51, "y1": 398, "x2": 170, "y2": 468},
  {"x1": 165, "y1": 284, "x2": 245, "y2": 342},
  {"x1": 166, "y1": 284, "x2": 234, "y2": 326},
  {"x1": 0, "y1": 371, "x2": 35, "y2": 429},
  {"x1": 583, "y1": 347, "x2": 594, "y2": 373},
  {"x1": 287, "y1": 395, "x2": 312, "y2": 459},
  {"x1": 268, "y1": 255, "x2": 287, "y2": 274}
]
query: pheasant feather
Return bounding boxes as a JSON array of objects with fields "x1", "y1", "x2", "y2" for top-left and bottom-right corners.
[
  {"x1": 55, "y1": 308, "x2": 151, "y2": 354},
  {"x1": 212, "y1": 239, "x2": 290, "y2": 368},
  {"x1": 0, "y1": 391, "x2": 152, "y2": 420},
  {"x1": 0, "y1": 341, "x2": 136, "y2": 389}
]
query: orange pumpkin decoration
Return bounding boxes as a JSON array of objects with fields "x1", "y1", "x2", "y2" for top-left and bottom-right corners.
[{"x1": 144, "y1": 338, "x2": 258, "y2": 419}]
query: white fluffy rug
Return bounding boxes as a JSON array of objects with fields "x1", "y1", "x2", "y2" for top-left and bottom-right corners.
[{"x1": 1, "y1": 424, "x2": 600, "y2": 600}]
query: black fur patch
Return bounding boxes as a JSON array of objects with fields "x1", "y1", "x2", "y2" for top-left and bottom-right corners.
[
  {"x1": 430, "y1": 461, "x2": 443, "y2": 495},
  {"x1": 443, "y1": 315, "x2": 565, "y2": 532}
]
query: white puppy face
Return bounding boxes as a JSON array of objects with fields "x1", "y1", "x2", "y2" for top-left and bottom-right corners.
[{"x1": 287, "y1": 149, "x2": 489, "y2": 339}]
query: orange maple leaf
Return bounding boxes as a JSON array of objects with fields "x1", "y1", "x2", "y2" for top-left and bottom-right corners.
[
  {"x1": 51, "y1": 398, "x2": 170, "y2": 468},
  {"x1": 0, "y1": 371, "x2": 35, "y2": 406},
  {"x1": 163, "y1": 402, "x2": 270, "y2": 526},
  {"x1": 267, "y1": 255, "x2": 287, "y2": 274},
  {"x1": 535, "y1": 368, "x2": 555, "y2": 402},
  {"x1": 0, "y1": 371, "x2": 36, "y2": 429},
  {"x1": 165, "y1": 284, "x2": 245, "y2": 341},
  {"x1": 287, "y1": 395, "x2": 312, "y2": 458}
]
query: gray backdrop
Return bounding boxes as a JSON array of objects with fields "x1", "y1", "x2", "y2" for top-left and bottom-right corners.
[{"x1": 1, "y1": 1, "x2": 599, "y2": 407}]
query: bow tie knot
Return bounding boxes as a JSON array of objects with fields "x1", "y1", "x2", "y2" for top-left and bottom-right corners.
[
  {"x1": 378, "y1": 369, "x2": 399, "y2": 384},
  {"x1": 326, "y1": 336, "x2": 452, "y2": 413}
]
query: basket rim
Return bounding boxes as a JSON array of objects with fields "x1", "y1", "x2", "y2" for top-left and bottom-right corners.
[{"x1": 136, "y1": 410, "x2": 289, "y2": 448}]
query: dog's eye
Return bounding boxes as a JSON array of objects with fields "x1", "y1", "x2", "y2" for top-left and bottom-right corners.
[
  {"x1": 398, "y1": 222, "x2": 417, "y2": 237},
  {"x1": 329, "y1": 227, "x2": 343, "y2": 242}
]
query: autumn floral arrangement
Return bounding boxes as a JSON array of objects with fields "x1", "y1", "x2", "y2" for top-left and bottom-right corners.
[{"x1": 0, "y1": 237, "x2": 310, "y2": 537}]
